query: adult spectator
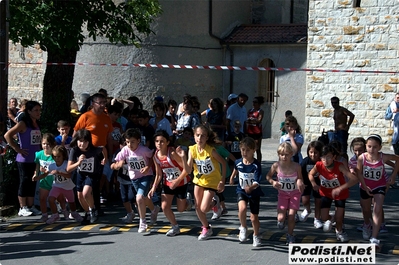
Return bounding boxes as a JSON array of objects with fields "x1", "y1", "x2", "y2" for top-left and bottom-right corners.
[
  {"x1": 206, "y1": 97, "x2": 225, "y2": 141},
  {"x1": 176, "y1": 93, "x2": 191, "y2": 116},
  {"x1": 225, "y1": 93, "x2": 238, "y2": 112},
  {"x1": 331, "y1": 96, "x2": 355, "y2": 155},
  {"x1": 226, "y1": 93, "x2": 248, "y2": 134},
  {"x1": 389, "y1": 93, "x2": 399, "y2": 120},
  {"x1": 247, "y1": 96, "x2": 265, "y2": 161},
  {"x1": 4, "y1": 101, "x2": 42, "y2": 217},
  {"x1": 392, "y1": 112, "x2": 399, "y2": 155},
  {"x1": 7, "y1": 98, "x2": 19, "y2": 131},
  {"x1": 121, "y1": 96, "x2": 143, "y2": 119},
  {"x1": 174, "y1": 97, "x2": 200, "y2": 138}
]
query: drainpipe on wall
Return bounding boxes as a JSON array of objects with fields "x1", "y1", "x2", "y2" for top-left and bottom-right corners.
[{"x1": 209, "y1": 0, "x2": 234, "y2": 95}]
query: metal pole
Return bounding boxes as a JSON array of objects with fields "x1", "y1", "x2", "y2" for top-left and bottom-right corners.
[{"x1": 0, "y1": 0, "x2": 9, "y2": 135}]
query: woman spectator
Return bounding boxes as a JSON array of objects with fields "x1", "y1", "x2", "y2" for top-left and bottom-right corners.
[
  {"x1": 206, "y1": 98, "x2": 226, "y2": 141},
  {"x1": 7, "y1": 98, "x2": 19, "y2": 131},
  {"x1": 174, "y1": 97, "x2": 200, "y2": 139},
  {"x1": 246, "y1": 96, "x2": 265, "y2": 161}
]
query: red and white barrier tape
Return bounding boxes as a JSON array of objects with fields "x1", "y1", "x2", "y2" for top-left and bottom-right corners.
[{"x1": 1, "y1": 61, "x2": 399, "y2": 74}]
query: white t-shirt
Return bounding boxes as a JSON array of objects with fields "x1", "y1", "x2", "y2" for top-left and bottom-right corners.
[
  {"x1": 390, "y1": 101, "x2": 399, "y2": 120},
  {"x1": 49, "y1": 161, "x2": 75, "y2": 190}
]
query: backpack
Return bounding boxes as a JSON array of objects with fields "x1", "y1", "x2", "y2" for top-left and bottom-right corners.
[{"x1": 385, "y1": 105, "x2": 393, "y2": 120}]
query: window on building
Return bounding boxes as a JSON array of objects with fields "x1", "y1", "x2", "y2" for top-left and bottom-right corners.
[
  {"x1": 353, "y1": 0, "x2": 361, "y2": 7},
  {"x1": 258, "y1": 59, "x2": 275, "y2": 103}
]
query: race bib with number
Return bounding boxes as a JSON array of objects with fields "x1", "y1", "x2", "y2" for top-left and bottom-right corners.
[
  {"x1": 122, "y1": 164, "x2": 129, "y2": 176},
  {"x1": 40, "y1": 160, "x2": 53, "y2": 171},
  {"x1": 80, "y1": 157, "x2": 94, "y2": 173},
  {"x1": 195, "y1": 158, "x2": 215, "y2": 175},
  {"x1": 55, "y1": 174, "x2": 68, "y2": 183},
  {"x1": 363, "y1": 166, "x2": 383, "y2": 181},
  {"x1": 279, "y1": 177, "x2": 297, "y2": 191},
  {"x1": 30, "y1": 130, "x2": 41, "y2": 145},
  {"x1": 238, "y1": 172, "x2": 255, "y2": 189},
  {"x1": 320, "y1": 175, "x2": 340, "y2": 188},
  {"x1": 163, "y1": 167, "x2": 182, "y2": 182},
  {"x1": 112, "y1": 128, "x2": 122, "y2": 141},
  {"x1": 231, "y1": 141, "x2": 240, "y2": 153},
  {"x1": 128, "y1": 156, "x2": 146, "y2": 171}
]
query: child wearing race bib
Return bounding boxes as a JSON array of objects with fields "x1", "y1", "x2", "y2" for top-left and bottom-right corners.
[
  {"x1": 225, "y1": 120, "x2": 245, "y2": 160},
  {"x1": 356, "y1": 134, "x2": 399, "y2": 249},
  {"x1": 67, "y1": 129, "x2": 105, "y2": 225},
  {"x1": 266, "y1": 142, "x2": 304, "y2": 244},
  {"x1": 229, "y1": 137, "x2": 264, "y2": 247},
  {"x1": 32, "y1": 133, "x2": 66, "y2": 222},
  {"x1": 149, "y1": 130, "x2": 192, "y2": 237},
  {"x1": 43, "y1": 146, "x2": 83, "y2": 224},
  {"x1": 308, "y1": 144, "x2": 358, "y2": 243},
  {"x1": 113, "y1": 128, "x2": 158, "y2": 233},
  {"x1": 183, "y1": 125, "x2": 227, "y2": 241}
]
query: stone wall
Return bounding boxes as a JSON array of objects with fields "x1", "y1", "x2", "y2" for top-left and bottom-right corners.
[{"x1": 306, "y1": 0, "x2": 399, "y2": 143}]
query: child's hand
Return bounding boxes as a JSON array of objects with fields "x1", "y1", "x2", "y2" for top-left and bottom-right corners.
[
  {"x1": 113, "y1": 160, "x2": 124, "y2": 170},
  {"x1": 331, "y1": 187, "x2": 342, "y2": 198},
  {"x1": 229, "y1": 177, "x2": 234, "y2": 185},
  {"x1": 39, "y1": 166, "x2": 47, "y2": 173},
  {"x1": 78, "y1": 154, "x2": 86, "y2": 163},
  {"x1": 50, "y1": 170, "x2": 58, "y2": 175},
  {"x1": 140, "y1": 166, "x2": 149, "y2": 174},
  {"x1": 101, "y1": 157, "x2": 106, "y2": 166},
  {"x1": 311, "y1": 183, "x2": 320, "y2": 192},
  {"x1": 217, "y1": 181, "x2": 225, "y2": 193},
  {"x1": 32, "y1": 174, "x2": 38, "y2": 181},
  {"x1": 148, "y1": 188, "x2": 155, "y2": 198},
  {"x1": 296, "y1": 179, "x2": 305, "y2": 194},
  {"x1": 244, "y1": 186, "x2": 252, "y2": 194},
  {"x1": 175, "y1": 146, "x2": 186, "y2": 158},
  {"x1": 364, "y1": 186, "x2": 372, "y2": 196},
  {"x1": 169, "y1": 179, "x2": 179, "y2": 190},
  {"x1": 272, "y1": 180, "x2": 281, "y2": 190}
]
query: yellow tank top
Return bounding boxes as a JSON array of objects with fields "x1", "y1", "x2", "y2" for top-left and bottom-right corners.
[{"x1": 189, "y1": 144, "x2": 222, "y2": 189}]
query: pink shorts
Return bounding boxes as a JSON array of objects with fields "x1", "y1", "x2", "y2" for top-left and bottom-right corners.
[
  {"x1": 277, "y1": 190, "x2": 301, "y2": 211},
  {"x1": 48, "y1": 186, "x2": 75, "y2": 203}
]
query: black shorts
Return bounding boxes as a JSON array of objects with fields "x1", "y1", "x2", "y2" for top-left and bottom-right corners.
[
  {"x1": 360, "y1": 187, "x2": 386, "y2": 200},
  {"x1": 215, "y1": 191, "x2": 225, "y2": 202},
  {"x1": 76, "y1": 172, "x2": 100, "y2": 192},
  {"x1": 237, "y1": 193, "x2": 260, "y2": 215},
  {"x1": 302, "y1": 184, "x2": 321, "y2": 198},
  {"x1": 163, "y1": 184, "x2": 188, "y2": 200},
  {"x1": 320, "y1": 196, "x2": 346, "y2": 209}
]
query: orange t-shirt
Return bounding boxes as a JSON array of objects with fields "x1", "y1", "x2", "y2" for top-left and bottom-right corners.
[{"x1": 74, "y1": 110, "x2": 113, "y2": 147}]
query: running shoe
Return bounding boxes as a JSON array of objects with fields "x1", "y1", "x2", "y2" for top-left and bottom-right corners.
[
  {"x1": 166, "y1": 225, "x2": 181, "y2": 237},
  {"x1": 150, "y1": 205, "x2": 160, "y2": 225},
  {"x1": 299, "y1": 209, "x2": 311, "y2": 222},
  {"x1": 70, "y1": 211, "x2": 83, "y2": 222},
  {"x1": 46, "y1": 213, "x2": 60, "y2": 224},
  {"x1": 336, "y1": 230, "x2": 349, "y2": 242},
  {"x1": 29, "y1": 206, "x2": 42, "y2": 216},
  {"x1": 239, "y1": 226, "x2": 247, "y2": 242},
  {"x1": 63, "y1": 209, "x2": 70, "y2": 220},
  {"x1": 90, "y1": 209, "x2": 98, "y2": 224},
  {"x1": 212, "y1": 195, "x2": 220, "y2": 213},
  {"x1": 277, "y1": 221, "x2": 285, "y2": 230},
  {"x1": 186, "y1": 192, "x2": 193, "y2": 211},
  {"x1": 122, "y1": 212, "x2": 135, "y2": 224},
  {"x1": 362, "y1": 223, "x2": 372, "y2": 240},
  {"x1": 39, "y1": 214, "x2": 48, "y2": 222},
  {"x1": 138, "y1": 222, "x2": 148, "y2": 233},
  {"x1": 81, "y1": 212, "x2": 90, "y2": 225},
  {"x1": 357, "y1": 223, "x2": 366, "y2": 232},
  {"x1": 198, "y1": 225, "x2": 213, "y2": 241},
  {"x1": 18, "y1": 206, "x2": 33, "y2": 217},
  {"x1": 221, "y1": 208, "x2": 228, "y2": 215},
  {"x1": 314, "y1": 218, "x2": 323, "y2": 229},
  {"x1": 370, "y1": 237, "x2": 380, "y2": 249},
  {"x1": 286, "y1": 234, "x2": 295, "y2": 244},
  {"x1": 323, "y1": 220, "x2": 332, "y2": 232},
  {"x1": 253, "y1": 235, "x2": 262, "y2": 247}
]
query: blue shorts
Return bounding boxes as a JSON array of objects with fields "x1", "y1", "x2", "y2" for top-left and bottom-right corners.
[
  {"x1": 120, "y1": 183, "x2": 136, "y2": 203},
  {"x1": 131, "y1": 175, "x2": 153, "y2": 197},
  {"x1": 76, "y1": 172, "x2": 99, "y2": 192}
]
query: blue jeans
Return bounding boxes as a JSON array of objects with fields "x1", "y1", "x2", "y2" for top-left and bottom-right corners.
[{"x1": 131, "y1": 175, "x2": 153, "y2": 197}]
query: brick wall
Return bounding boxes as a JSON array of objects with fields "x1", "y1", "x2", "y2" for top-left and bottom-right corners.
[{"x1": 306, "y1": 0, "x2": 398, "y2": 143}]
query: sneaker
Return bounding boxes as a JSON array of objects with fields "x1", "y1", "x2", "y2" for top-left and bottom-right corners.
[
  {"x1": 286, "y1": 233, "x2": 295, "y2": 244},
  {"x1": 166, "y1": 225, "x2": 181, "y2": 237},
  {"x1": 138, "y1": 222, "x2": 147, "y2": 233},
  {"x1": 40, "y1": 214, "x2": 48, "y2": 222},
  {"x1": 277, "y1": 221, "x2": 285, "y2": 230},
  {"x1": 299, "y1": 209, "x2": 311, "y2": 222},
  {"x1": 238, "y1": 226, "x2": 247, "y2": 242},
  {"x1": 198, "y1": 225, "x2": 213, "y2": 241},
  {"x1": 29, "y1": 206, "x2": 41, "y2": 216},
  {"x1": 81, "y1": 212, "x2": 90, "y2": 225},
  {"x1": 314, "y1": 218, "x2": 323, "y2": 229},
  {"x1": 253, "y1": 235, "x2": 262, "y2": 247},
  {"x1": 122, "y1": 212, "x2": 135, "y2": 224},
  {"x1": 211, "y1": 206, "x2": 223, "y2": 220},
  {"x1": 221, "y1": 208, "x2": 228, "y2": 215},
  {"x1": 362, "y1": 223, "x2": 372, "y2": 240},
  {"x1": 150, "y1": 205, "x2": 160, "y2": 225},
  {"x1": 380, "y1": 223, "x2": 388, "y2": 233},
  {"x1": 70, "y1": 211, "x2": 83, "y2": 222},
  {"x1": 212, "y1": 195, "x2": 220, "y2": 213},
  {"x1": 63, "y1": 209, "x2": 70, "y2": 220},
  {"x1": 295, "y1": 213, "x2": 299, "y2": 223},
  {"x1": 357, "y1": 223, "x2": 366, "y2": 232},
  {"x1": 18, "y1": 206, "x2": 33, "y2": 217},
  {"x1": 46, "y1": 213, "x2": 60, "y2": 224},
  {"x1": 323, "y1": 220, "x2": 332, "y2": 232},
  {"x1": 370, "y1": 237, "x2": 380, "y2": 249},
  {"x1": 330, "y1": 213, "x2": 336, "y2": 227},
  {"x1": 90, "y1": 209, "x2": 98, "y2": 224},
  {"x1": 336, "y1": 230, "x2": 349, "y2": 242},
  {"x1": 185, "y1": 192, "x2": 193, "y2": 211}
]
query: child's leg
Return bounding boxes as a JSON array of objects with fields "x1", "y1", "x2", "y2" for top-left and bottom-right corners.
[
  {"x1": 250, "y1": 213, "x2": 260, "y2": 236},
  {"x1": 57, "y1": 193, "x2": 67, "y2": 210},
  {"x1": 132, "y1": 176, "x2": 153, "y2": 220},
  {"x1": 371, "y1": 194, "x2": 385, "y2": 239},
  {"x1": 82, "y1": 185, "x2": 95, "y2": 209},
  {"x1": 48, "y1": 196, "x2": 58, "y2": 214},
  {"x1": 162, "y1": 194, "x2": 177, "y2": 226},
  {"x1": 287, "y1": 209, "x2": 297, "y2": 235},
  {"x1": 301, "y1": 195, "x2": 311, "y2": 212},
  {"x1": 314, "y1": 197, "x2": 321, "y2": 219},
  {"x1": 249, "y1": 196, "x2": 261, "y2": 236},
  {"x1": 360, "y1": 197, "x2": 372, "y2": 225},
  {"x1": 39, "y1": 188, "x2": 50, "y2": 214},
  {"x1": 334, "y1": 206, "x2": 345, "y2": 233},
  {"x1": 194, "y1": 185, "x2": 210, "y2": 227},
  {"x1": 238, "y1": 200, "x2": 248, "y2": 228},
  {"x1": 175, "y1": 185, "x2": 189, "y2": 212}
]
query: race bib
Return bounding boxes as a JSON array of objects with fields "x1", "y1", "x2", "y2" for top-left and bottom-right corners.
[
  {"x1": 231, "y1": 141, "x2": 240, "y2": 153},
  {"x1": 122, "y1": 164, "x2": 129, "y2": 176},
  {"x1": 128, "y1": 156, "x2": 146, "y2": 171},
  {"x1": 363, "y1": 166, "x2": 383, "y2": 181},
  {"x1": 238, "y1": 172, "x2": 255, "y2": 189},
  {"x1": 55, "y1": 174, "x2": 68, "y2": 183},
  {"x1": 30, "y1": 130, "x2": 41, "y2": 145},
  {"x1": 195, "y1": 158, "x2": 215, "y2": 175},
  {"x1": 320, "y1": 175, "x2": 340, "y2": 188},
  {"x1": 279, "y1": 177, "x2": 297, "y2": 191},
  {"x1": 40, "y1": 160, "x2": 53, "y2": 171},
  {"x1": 112, "y1": 128, "x2": 122, "y2": 141},
  {"x1": 163, "y1": 167, "x2": 182, "y2": 182},
  {"x1": 80, "y1": 157, "x2": 94, "y2": 173}
]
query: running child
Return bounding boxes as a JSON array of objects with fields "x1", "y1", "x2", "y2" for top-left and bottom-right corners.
[
  {"x1": 112, "y1": 128, "x2": 158, "y2": 233},
  {"x1": 229, "y1": 137, "x2": 264, "y2": 247},
  {"x1": 45, "y1": 146, "x2": 83, "y2": 224},
  {"x1": 266, "y1": 142, "x2": 304, "y2": 244},
  {"x1": 356, "y1": 134, "x2": 399, "y2": 248},
  {"x1": 149, "y1": 130, "x2": 192, "y2": 237},
  {"x1": 298, "y1": 141, "x2": 324, "y2": 228},
  {"x1": 308, "y1": 144, "x2": 358, "y2": 242},
  {"x1": 67, "y1": 129, "x2": 105, "y2": 224},
  {"x1": 181, "y1": 124, "x2": 227, "y2": 240}
]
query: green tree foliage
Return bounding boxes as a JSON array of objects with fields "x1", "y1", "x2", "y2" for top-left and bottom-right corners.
[{"x1": 8, "y1": 0, "x2": 162, "y2": 133}]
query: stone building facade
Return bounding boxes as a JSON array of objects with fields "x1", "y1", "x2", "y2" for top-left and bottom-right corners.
[{"x1": 306, "y1": 0, "x2": 399, "y2": 143}]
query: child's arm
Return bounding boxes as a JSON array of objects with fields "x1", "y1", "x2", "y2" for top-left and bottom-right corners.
[
  {"x1": 176, "y1": 146, "x2": 193, "y2": 174},
  {"x1": 169, "y1": 150, "x2": 190, "y2": 189},
  {"x1": 266, "y1": 162, "x2": 281, "y2": 190},
  {"x1": 383, "y1": 153, "x2": 399, "y2": 185},
  {"x1": 295, "y1": 163, "x2": 305, "y2": 194},
  {"x1": 355, "y1": 155, "x2": 371, "y2": 194},
  {"x1": 140, "y1": 151, "x2": 154, "y2": 175},
  {"x1": 332, "y1": 164, "x2": 362, "y2": 198},
  {"x1": 50, "y1": 170, "x2": 72, "y2": 179},
  {"x1": 148, "y1": 157, "x2": 163, "y2": 198},
  {"x1": 67, "y1": 154, "x2": 85, "y2": 173},
  {"x1": 308, "y1": 165, "x2": 320, "y2": 191},
  {"x1": 32, "y1": 163, "x2": 41, "y2": 181},
  {"x1": 212, "y1": 149, "x2": 226, "y2": 192},
  {"x1": 229, "y1": 168, "x2": 238, "y2": 185},
  {"x1": 244, "y1": 161, "x2": 262, "y2": 194}
]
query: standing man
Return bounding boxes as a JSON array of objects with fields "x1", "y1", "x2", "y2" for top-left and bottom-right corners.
[
  {"x1": 389, "y1": 93, "x2": 399, "y2": 120},
  {"x1": 226, "y1": 93, "x2": 248, "y2": 134},
  {"x1": 331, "y1": 96, "x2": 355, "y2": 155}
]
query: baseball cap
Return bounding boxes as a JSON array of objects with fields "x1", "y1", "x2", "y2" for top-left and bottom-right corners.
[
  {"x1": 228, "y1": 94, "x2": 238, "y2": 101},
  {"x1": 154, "y1": 96, "x2": 164, "y2": 102}
]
